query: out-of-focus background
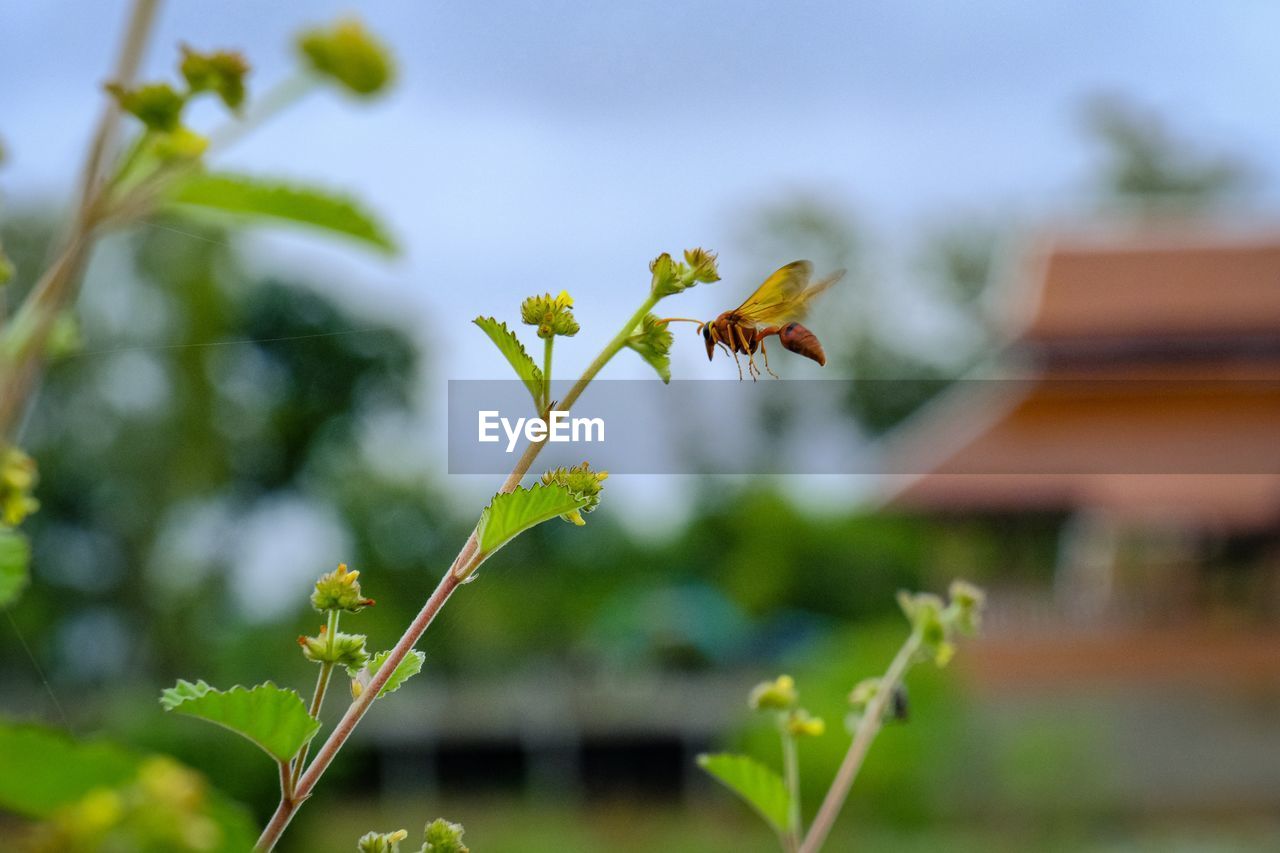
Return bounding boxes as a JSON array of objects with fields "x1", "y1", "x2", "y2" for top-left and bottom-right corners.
[{"x1": 4, "y1": 1, "x2": 1280, "y2": 850}]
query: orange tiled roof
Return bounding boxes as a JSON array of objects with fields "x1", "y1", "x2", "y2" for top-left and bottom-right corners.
[{"x1": 886, "y1": 231, "x2": 1280, "y2": 530}]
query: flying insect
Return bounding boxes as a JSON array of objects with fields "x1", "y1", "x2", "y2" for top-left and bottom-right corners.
[{"x1": 664, "y1": 260, "x2": 844, "y2": 380}]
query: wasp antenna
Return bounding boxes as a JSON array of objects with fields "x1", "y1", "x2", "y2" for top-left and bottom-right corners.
[{"x1": 657, "y1": 317, "x2": 704, "y2": 327}]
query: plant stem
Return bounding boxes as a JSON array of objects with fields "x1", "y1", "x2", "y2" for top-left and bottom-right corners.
[
  {"x1": 781, "y1": 724, "x2": 802, "y2": 852},
  {"x1": 76, "y1": 0, "x2": 162, "y2": 213},
  {"x1": 542, "y1": 336, "x2": 553, "y2": 412},
  {"x1": 255, "y1": 291, "x2": 662, "y2": 851},
  {"x1": 290, "y1": 609, "x2": 339, "y2": 787},
  {"x1": 798, "y1": 631, "x2": 922, "y2": 853},
  {"x1": 276, "y1": 759, "x2": 294, "y2": 803},
  {"x1": 206, "y1": 72, "x2": 318, "y2": 153},
  {"x1": 559, "y1": 295, "x2": 655, "y2": 412},
  {"x1": 0, "y1": 0, "x2": 161, "y2": 440}
]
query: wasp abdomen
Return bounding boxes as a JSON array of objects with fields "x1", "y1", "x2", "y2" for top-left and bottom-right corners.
[{"x1": 779, "y1": 322, "x2": 826, "y2": 366}]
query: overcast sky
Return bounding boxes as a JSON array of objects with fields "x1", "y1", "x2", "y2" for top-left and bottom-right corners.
[{"x1": 4, "y1": 0, "x2": 1279, "y2": 524}]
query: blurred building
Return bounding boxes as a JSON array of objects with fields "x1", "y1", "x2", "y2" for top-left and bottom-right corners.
[{"x1": 884, "y1": 228, "x2": 1280, "y2": 815}]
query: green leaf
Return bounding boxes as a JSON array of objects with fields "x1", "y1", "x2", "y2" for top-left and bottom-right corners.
[
  {"x1": 0, "y1": 722, "x2": 257, "y2": 851},
  {"x1": 473, "y1": 316, "x2": 543, "y2": 404},
  {"x1": 165, "y1": 172, "x2": 396, "y2": 253},
  {"x1": 160, "y1": 680, "x2": 321, "y2": 763},
  {"x1": 0, "y1": 526, "x2": 29, "y2": 607},
  {"x1": 362, "y1": 648, "x2": 425, "y2": 697},
  {"x1": 475, "y1": 484, "x2": 589, "y2": 562},
  {"x1": 697, "y1": 753, "x2": 793, "y2": 835},
  {"x1": 0, "y1": 723, "x2": 138, "y2": 817}
]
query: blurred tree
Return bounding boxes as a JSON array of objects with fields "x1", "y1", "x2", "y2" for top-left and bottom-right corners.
[
  {"x1": 1083, "y1": 95, "x2": 1253, "y2": 212},
  {"x1": 1, "y1": 213, "x2": 424, "y2": 700}
]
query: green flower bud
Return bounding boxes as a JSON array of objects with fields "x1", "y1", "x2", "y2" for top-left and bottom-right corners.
[
  {"x1": 786, "y1": 708, "x2": 826, "y2": 738},
  {"x1": 748, "y1": 674, "x2": 797, "y2": 711},
  {"x1": 948, "y1": 579, "x2": 986, "y2": 635},
  {"x1": 1, "y1": 445, "x2": 39, "y2": 527},
  {"x1": 651, "y1": 248, "x2": 720, "y2": 298},
  {"x1": 358, "y1": 829, "x2": 409, "y2": 853},
  {"x1": 423, "y1": 818, "x2": 469, "y2": 852},
  {"x1": 150, "y1": 126, "x2": 209, "y2": 162},
  {"x1": 298, "y1": 625, "x2": 370, "y2": 670},
  {"x1": 311, "y1": 563, "x2": 375, "y2": 612},
  {"x1": 683, "y1": 247, "x2": 721, "y2": 283},
  {"x1": 106, "y1": 82, "x2": 186, "y2": 133},
  {"x1": 520, "y1": 290, "x2": 579, "y2": 339},
  {"x1": 299, "y1": 19, "x2": 395, "y2": 97},
  {"x1": 179, "y1": 45, "x2": 250, "y2": 111},
  {"x1": 625, "y1": 313, "x2": 675, "y2": 383},
  {"x1": 649, "y1": 252, "x2": 677, "y2": 296},
  {"x1": 898, "y1": 590, "x2": 957, "y2": 667},
  {"x1": 540, "y1": 462, "x2": 608, "y2": 525}
]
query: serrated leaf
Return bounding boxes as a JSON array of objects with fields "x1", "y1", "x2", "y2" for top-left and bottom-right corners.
[
  {"x1": 697, "y1": 753, "x2": 793, "y2": 835},
  {"x1": 165, "y1": 172, "x2": 396, "y2": 253},
  {"x1": 473, "y1": 316, "x2": 543, "y2": 404},
  {"x1": 0, "y1": 526, "x2": 30, "y2": 607},
  {"x1": 363, "y1": 648, "x2": 425, "y2": 697},
  {"x1": 160, "y1": 680, "x2": 321, "y2": 763},
  {"x1": 475, "y1": 484, "x2": 589, "y2": 562}
]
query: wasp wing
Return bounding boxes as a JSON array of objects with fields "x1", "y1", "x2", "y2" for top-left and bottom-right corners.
[{"x1": 735, "y1": 261, "x2": 844, "y2": 326}]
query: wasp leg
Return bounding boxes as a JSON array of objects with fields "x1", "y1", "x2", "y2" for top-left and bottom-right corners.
[
  {"x1": 735, "y1": 325, "x2": 760, "y2": 382},
  {"x1": 760, "y1": 338, "x2": 780, "y2": 379},
  {"x1": 710, "y1": 324, "x2": 733, "y2": 361}
]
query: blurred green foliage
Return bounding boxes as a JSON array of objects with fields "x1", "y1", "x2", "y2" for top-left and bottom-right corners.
[{"x1": 0, "y1": 721, "x2": 255, "y2": 851}]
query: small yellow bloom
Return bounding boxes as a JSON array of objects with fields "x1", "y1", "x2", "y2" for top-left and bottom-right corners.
[{"x1": 748, "y1": 674, "x2": 797, "y2": 711}]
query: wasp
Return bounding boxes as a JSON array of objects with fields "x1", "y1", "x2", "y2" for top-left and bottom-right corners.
[{"x1": 664, "y1": 260, "x2": 844, "y2": 380}]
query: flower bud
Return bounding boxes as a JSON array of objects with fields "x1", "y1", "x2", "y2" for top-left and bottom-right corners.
[
  {"x1": 786, "y1": 708, "x2": 826, "y2": 738},
  {"x1": 311, "y1": 563, "x2": 374, "y2": 612},
  {"x1": 298, "y1": 625, "x2": 370, "y2": 670},
  {"x1": 898, "y1": 589, "x2": 958, "y2": 667},
  {"x1": 423, "y1": 817, "x2": 469, "y2": 852},
  {"x1": 298, "y1": 19, "x2": 394, "y2": 97},
  {"x1": 150, "y1": 127, "x2": 209, "y2": 162},
  {"x1": 651, "y1": 248, "x2": 720, "y2": 297},
  {"x1": 1, "y1": 445, "x2": 39, "y2": 527},
  {"x1": 180, "y1": 45, "x2": 250, "y2": 110},
  {"x1": 358, "y1": 829, "x2": 409, "y2": 853},
  {"x1": 520, "y1": 290, "x2": 579, "y2": 339},
  {"x1": 683, "y1": 247, "x2": 721, "y2": 283},
  {"x1": 948, "y1": 579, "x2": 987, "y2": 635},
  {"x1": 540, "y1": 462, "x2": 607, "y2": 525},
  {"x1": 748, "y1": 674, "x2": 797, "y2": 711},
  {"x1": 625, "y1": 313, "x2": 675, "y2": 383},
  {"x1": 105, "y1": 82, "x2": 186, "y2": 133}
]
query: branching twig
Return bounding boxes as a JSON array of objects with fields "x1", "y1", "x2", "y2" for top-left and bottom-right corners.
[
  {"x1": 253, "y1": 292, "x2": 659, "y2": 851},
  {"x1": 0, "y1": 0, "x2": 162, "y2": 439},
  {"x1": 798, "y1": 631, "x2": 922, "y2": 853}
]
